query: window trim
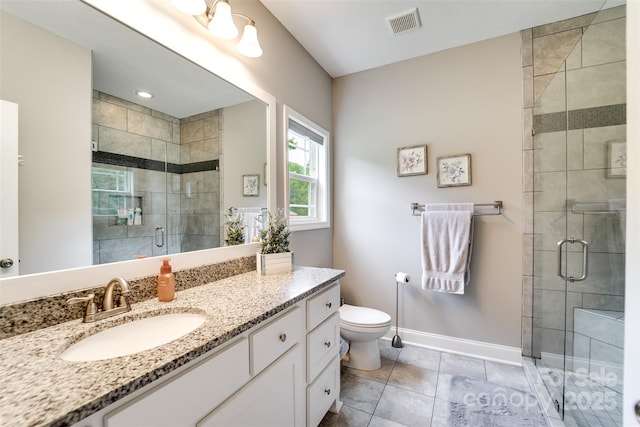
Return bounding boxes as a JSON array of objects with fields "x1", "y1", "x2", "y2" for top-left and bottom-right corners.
[{"x1": 284, "y1": 105, "x2": 331, "y2": 231}]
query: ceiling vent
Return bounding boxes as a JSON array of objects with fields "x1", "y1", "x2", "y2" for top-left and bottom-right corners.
[{"x1": 385, "y1": 7, "x2": 421, "y2": 35}]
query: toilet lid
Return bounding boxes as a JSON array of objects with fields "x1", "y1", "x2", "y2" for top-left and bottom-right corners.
[{"x1": 340, "y1": 304, "x2": 391, "y2": 327}]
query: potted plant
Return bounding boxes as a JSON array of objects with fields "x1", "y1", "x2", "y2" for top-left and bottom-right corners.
[
  {"x1": 257, "y1": 209, "x2": 293, "y2": 275},
  {"x1": 224, "y1": 213, "x2": 245, "y2": 246}
]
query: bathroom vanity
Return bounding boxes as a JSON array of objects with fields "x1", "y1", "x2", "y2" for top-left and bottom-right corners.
[{"x1": 0, "y1": 266, "x2": 344, "y2": 426}]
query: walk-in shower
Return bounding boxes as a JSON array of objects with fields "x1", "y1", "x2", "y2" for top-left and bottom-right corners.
[
  {"x1": 92, "y1": 92, "x2": 222, "y2": 263},
  {"x1": 527, "y1": 5, "x2": 627, "y2": 426}
]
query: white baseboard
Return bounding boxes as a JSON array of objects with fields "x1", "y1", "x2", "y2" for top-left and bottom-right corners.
[{"x1": 384, "y1": 327, "x2": 523, "y2": 366}]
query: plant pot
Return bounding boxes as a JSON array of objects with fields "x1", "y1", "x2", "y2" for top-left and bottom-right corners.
[{"x1": 257, "y1": 252, "x2": 293, "y2": 275}]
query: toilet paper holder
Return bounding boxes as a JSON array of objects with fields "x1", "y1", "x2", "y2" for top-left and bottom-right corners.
[{"x1": 392, "y1": 272, "x2": 410, "y2": 348}]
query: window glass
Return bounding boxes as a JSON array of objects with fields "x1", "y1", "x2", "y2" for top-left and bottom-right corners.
[
  {"x1": 91, "y1": 167, "x2": 134, "y2": 216},
  {"x1": 285, "y1": 106, "x2": 330, "y2": 230}
]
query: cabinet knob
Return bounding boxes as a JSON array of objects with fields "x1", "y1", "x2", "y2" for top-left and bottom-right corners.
[
  {"x1": 324, "y1": 388, "x2": 331, "y2": 395},
  {"x1": 324, "y1": 341, "x2": 331, "y2": 348},
  {"x1": 325, "y1": 302, "x2": 332, "y2": 309},
  {"x1": 279, "y1": 333, "x2": 287, "y2": 342}
]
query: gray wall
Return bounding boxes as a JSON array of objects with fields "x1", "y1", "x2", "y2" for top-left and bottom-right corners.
[
  {"x1": 0, "y1": 10, "x2": 93, "y2": 275},
  {"x1": 333, "y1": 34, "x2": 524, "y2": 348},
  {"x1": 243, "y1": 1, "x2": 335, "y2": 267},
  {"x1": 223, "y1": 100, "x2": 268, "y2": 211}
]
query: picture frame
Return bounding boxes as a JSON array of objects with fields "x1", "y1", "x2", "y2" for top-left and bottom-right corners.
[
  {"x1": 437, "y1": 153, "x2": 472, "y2": 187},
  {"x1": 263, "y1": 163, "x2": 268, "y2": 186},
  {"x1": 607, "y1": 141, "x2": 626, "y2": 178},
  {"x1": 242, "y1": 174, "x2": 260, "y2": 196},
  {"x1": 397, "y1": 145, "x2": 427, "y2": 177}
]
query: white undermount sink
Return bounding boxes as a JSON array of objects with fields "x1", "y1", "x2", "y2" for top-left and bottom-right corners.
[{"x1": 61, "y1": 312, "x2": 207, "y2": 362}]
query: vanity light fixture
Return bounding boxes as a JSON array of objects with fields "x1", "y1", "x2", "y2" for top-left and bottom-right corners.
[
  {"x1": 135, "y1": 90, "x2": 154, "y2": 99},
  {"x1": 172, "y1": 0, "x2": 263, "y2": 58}
]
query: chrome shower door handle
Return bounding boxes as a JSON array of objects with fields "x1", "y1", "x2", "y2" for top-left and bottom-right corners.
[
  {"x1": 557, "y1": 237, "x2": 589, "y2": 282},
  {"x1": 155, "y1": 227, "x2": 165, "y2": 248}
]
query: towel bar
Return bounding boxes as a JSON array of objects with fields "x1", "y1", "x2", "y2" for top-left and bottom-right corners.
[
  {"x1": 570, "y1": 200, "x2": 625, "y2": 215},
  {"x1": 411, "y1": 201, "x2": 502, "y2": 216}
]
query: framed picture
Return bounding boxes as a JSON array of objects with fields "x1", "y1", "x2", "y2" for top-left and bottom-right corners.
[
  {"x1": 243, "y1": 174, "x2": 260, "y2": 196},
  {"x1": 263, "y1": 163, "x2": 268, "y2": 186},
  {"x1": 437, "y1": 154, "x2": 472, "y2": 187},
  {"x1": 607, "y1": 141, "x2": 626, "y2": 178},
  {"x1": 397, "y1": 145, "x2": 427, "y2": 177}
]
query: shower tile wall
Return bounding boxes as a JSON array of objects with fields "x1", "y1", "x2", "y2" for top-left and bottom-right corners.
[
  {"x1": 92, "y1": 92, "x2": 221, "y2": 263},
  {"x1": 521, "y1": 6, "x2": 626, "y2": 359},
  {"x1": 179, "y1": 110, "x2": 221, "y2": 252}
]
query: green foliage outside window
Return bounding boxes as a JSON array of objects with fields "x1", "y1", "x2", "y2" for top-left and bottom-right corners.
[{"x1": 288, "y1": 138, "x2": 311, "y2": 216}]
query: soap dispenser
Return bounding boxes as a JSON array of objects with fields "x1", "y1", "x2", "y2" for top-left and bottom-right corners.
[{"x1": 158, "y1": 258, "x2": 175, "y2": 302}]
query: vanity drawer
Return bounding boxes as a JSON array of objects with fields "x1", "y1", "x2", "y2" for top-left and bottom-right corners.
[
  {"x1": 251, "y1": 307, "x2": 302, "y2": 374},
  {"x1": 307, "y1": 313, "x2": 339, "y2": 382},
  {"x1": 307, "y1": 355, "x2": 339, "y2": 427},
  {"x1": 307, "y1": 283, "x2": 340, "y2": 331}
]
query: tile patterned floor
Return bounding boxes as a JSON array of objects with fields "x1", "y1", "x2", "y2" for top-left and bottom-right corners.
[{"x1": 320, "y1": 341, "x2": 548, "y2": 427}]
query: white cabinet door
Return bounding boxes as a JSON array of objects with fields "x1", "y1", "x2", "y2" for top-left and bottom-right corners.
[
  {"x1": 105, "y1": 338, "x2": 249, "y2": 427},
  {"x1": 307, "y1": 356, "x2": 339, "y2": 427},
  {"x1": 198, "y1": 345, "x2": 304, "y2": 427}
]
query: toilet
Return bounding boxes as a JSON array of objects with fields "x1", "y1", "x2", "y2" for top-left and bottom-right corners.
[{"x1": 339, "y1": 304, "x2": 392, "y2": 371}]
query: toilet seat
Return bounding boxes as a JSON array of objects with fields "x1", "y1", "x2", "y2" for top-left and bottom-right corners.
[{"x1": 339, "y1": 304, "x2": 391, "y2": 329}]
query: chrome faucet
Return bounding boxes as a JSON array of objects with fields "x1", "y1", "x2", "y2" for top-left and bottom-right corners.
[{"x1": 67, "y1": 277, "x2": 132, "y2": 322}]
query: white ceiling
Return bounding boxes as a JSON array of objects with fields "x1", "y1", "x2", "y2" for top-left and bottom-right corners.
[
  {"x1": 3, "y1": 0, "x2": 625, "y2": 113},
  {"x1": 260, "y1": 0, "x2": 625, "y2": 78}
]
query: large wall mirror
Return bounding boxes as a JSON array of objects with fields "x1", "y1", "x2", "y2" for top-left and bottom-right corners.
[{"x1": 0, "y1": 1, "x2": 273, "y2": 285}]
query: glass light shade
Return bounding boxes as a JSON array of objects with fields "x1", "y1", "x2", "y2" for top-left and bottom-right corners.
[
  {"x1": 208, "y1": 1, "x2": 238, "y2": 39},
  {"x1": 237, "y1": 24, "x2": 263, "y2": 58},
  {"x1": 135, "y1": 90, "x2": 154, "y2": 99},
  {"x1": 171, "y1": 0, "x2": 206, "y2": 15}
]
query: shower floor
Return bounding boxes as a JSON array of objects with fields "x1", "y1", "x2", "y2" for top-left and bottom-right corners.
[{"x1": 527, "y1": 309, "x2": 624, "y2": 427}]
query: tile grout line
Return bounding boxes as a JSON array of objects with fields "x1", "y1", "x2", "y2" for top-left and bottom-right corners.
[
  {"x1": 332, "y1": 343, "x2": 551, "y2": 426},
  {"x1": 367, "y1": 357, "x2": 398, "y2": 426}
]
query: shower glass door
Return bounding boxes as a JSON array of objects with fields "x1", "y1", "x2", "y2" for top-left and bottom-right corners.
[
  {"x1": 91, "y1": 133, "x2": 171, "y2": 263},
  {"x1": 532, "y1": 6, "x2": 626, "y2": 426}
]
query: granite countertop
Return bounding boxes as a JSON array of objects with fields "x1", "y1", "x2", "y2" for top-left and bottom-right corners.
[{"x1": 0, "y1": 266, "x2": 345, "y2": 427}]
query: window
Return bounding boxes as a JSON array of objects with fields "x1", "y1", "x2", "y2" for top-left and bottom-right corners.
[
  {"x1": 285, "y1": 106, "x2": 330, "y2": 230},
  {"x1": 92, "y1": 167, "x2": 132, "y2": 193},
  {"x1": 91, "y1": 167, "x2": 135, "y2": 216}
]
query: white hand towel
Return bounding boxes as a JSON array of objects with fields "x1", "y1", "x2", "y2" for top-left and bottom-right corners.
[{"x1": 421, "y1": 208, "x2": 474, "y2": 294}]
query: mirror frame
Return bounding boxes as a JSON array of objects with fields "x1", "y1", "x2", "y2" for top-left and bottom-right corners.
[{"x1": 0, "y1": 0, "x2": 276, "y2": 304}]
